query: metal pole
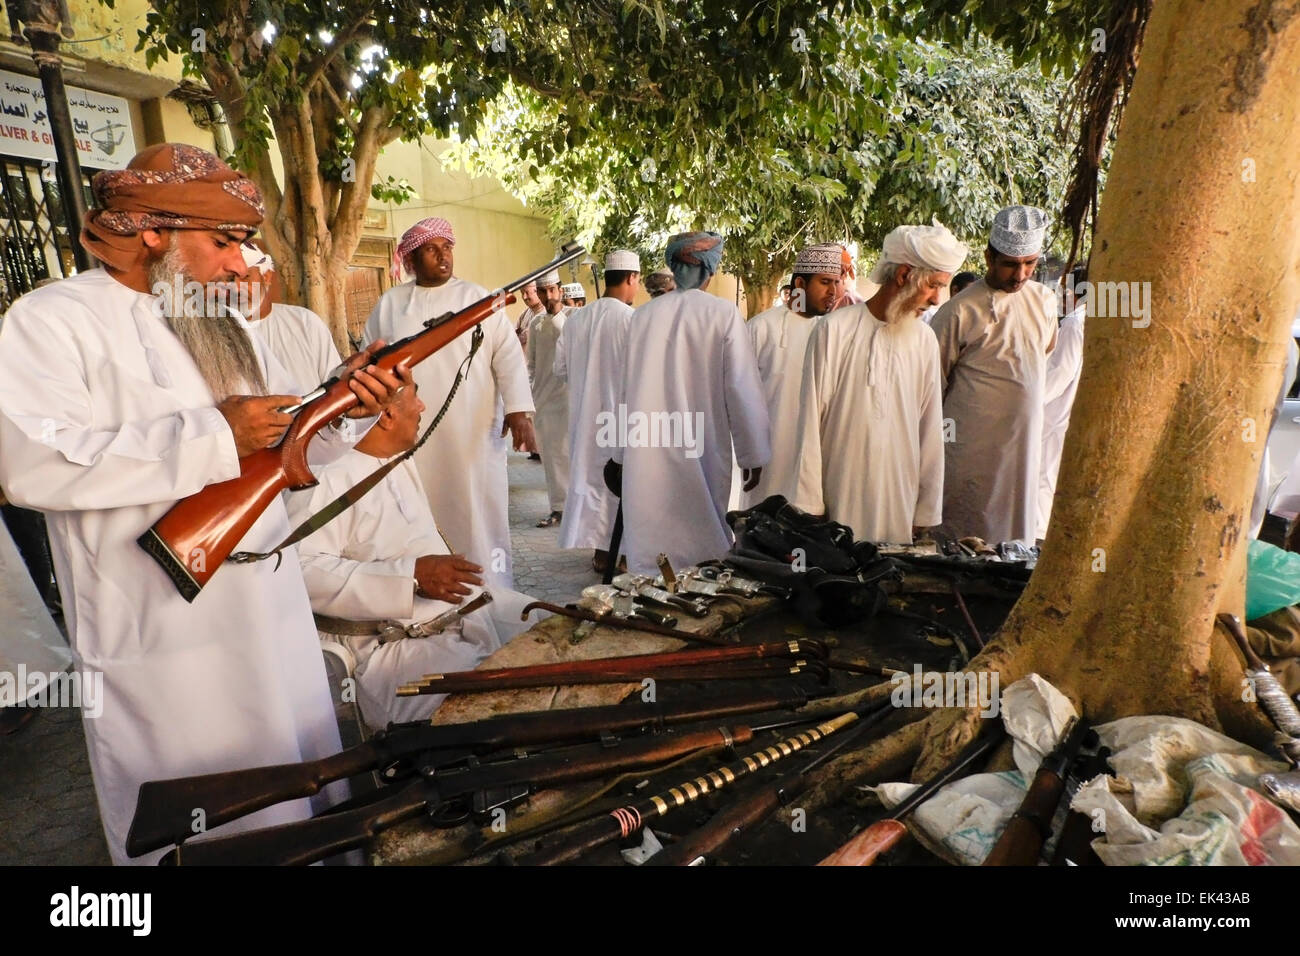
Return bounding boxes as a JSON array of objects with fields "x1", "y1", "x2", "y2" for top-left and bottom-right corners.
[{"x1": 18, "y1": 1, "x2": 91, "y2": 272}]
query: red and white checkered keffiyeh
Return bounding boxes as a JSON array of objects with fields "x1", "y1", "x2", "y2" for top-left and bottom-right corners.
[{"x1": 392, "y1": 217, "x2": 455, "y2": 280}]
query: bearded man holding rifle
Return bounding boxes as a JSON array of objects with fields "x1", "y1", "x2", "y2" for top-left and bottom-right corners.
[{"x1": 0, "y1": 145, "x2": 404, "y2": 864}]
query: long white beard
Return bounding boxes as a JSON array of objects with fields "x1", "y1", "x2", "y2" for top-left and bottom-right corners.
[
  {"x1": 150, "y1": 243, "x2": 267, "y2": 401},
  {"x1": 883, "y1": 273, "x2": 928, "y2": 326}
]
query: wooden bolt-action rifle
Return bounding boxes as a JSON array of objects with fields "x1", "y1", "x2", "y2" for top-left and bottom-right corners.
[
  {"x1": 139, "y1": 243, "x2": 587, "y2": 601},
  {"x1": 817, "y1": 723, "x2": 1007, "y2": 866},
  {"x1": 396, "y1": 639, "x2": 832, "y2": 697},
  {"x1": 519, "y1": 701, "x2": 896, "y2": 866},
  {"x1": 162, "y1": 724, "x2": 753, "y2": 866},
  {"x1": 982, "y1": 717, "x2": 1089, "y2": 866},
  {"x1": 126, "y1": 687, "x2": 813, "y2": 858}
]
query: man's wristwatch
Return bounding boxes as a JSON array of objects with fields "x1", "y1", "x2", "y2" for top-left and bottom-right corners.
[{"x1": 414, "y1": 576, "x2": 427, "y2": 599}]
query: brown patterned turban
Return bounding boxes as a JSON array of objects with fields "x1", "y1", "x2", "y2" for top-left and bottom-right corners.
[{"x1": 80, "y1": 143, "x2": 264, "y2": 271}]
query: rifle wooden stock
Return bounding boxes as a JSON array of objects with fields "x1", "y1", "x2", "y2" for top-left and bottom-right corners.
[
  {"x1": 164, "y1": 725, "x2": 749, "y2": 866},
  {"x1": 128, "y1": 688, "x2": 808, "y2": 857},
  {"x1": 818, "y1": 724, "x2": 1006, "y2": 866},
  {"x1": 139, "y1": 289, "x2": 516, "y2": 601},
  {"x1": 982, "y1": 717, "x2": 1088, "y2": 867}
]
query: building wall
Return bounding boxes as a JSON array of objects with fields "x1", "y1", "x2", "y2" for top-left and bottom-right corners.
[{"x1": 368, "y1": 139, "x2": 557, "y2": 294}]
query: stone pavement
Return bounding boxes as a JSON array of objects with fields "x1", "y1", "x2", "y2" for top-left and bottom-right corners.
[{"x1": 0, "y1": 450, "x2": 601, "y2": 865}]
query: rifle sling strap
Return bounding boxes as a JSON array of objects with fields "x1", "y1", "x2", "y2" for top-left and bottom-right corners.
[{"x1": 229, "y1": 325, "x2": 483, "y2": 568}]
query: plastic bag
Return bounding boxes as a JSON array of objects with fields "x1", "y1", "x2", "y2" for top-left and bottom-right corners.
[{"x1": 1246, "y1": 539, "x2": 1300, "y2": 621}]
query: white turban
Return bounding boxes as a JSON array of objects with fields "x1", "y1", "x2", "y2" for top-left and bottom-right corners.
[
  {"x1": 537, "y1": 270, "x2": 561, "y2": 288},
  {"x1": 562, "y1": 282, "x2": 586, "y2": 298},
  {"x1": 990, "y1": 205, "x2": 1049, "y2": 258},
  {"x1": 867, "y1": 224, "x2": 968, "y2": 283}
]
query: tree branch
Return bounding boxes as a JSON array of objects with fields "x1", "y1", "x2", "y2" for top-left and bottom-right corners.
[{"x1": 302, "y1": 10, "x2": 376, "y2": 93}]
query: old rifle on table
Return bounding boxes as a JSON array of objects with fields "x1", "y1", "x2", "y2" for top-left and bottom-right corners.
[
  {"x1": 161, "y1": 724, "x2": 754, "y2": 866},
  {"x1": 139, "y1": 243, "x2": 586, "y2": 602},
  {"x1": 126, "y1": 686, "x2": 813, "y2": 858},
  {"x1": 395, "y1": 639, "x2": 833, "y2": 696},
  {"x1": 518, "y1": 700, "x2": 897, "y2": 866},
  {"x1": 982, "y1": 716, "x2": 1090, "y2": 866},
  {"x1": 817, "y1": 723, "x2": 1007, "y2": 866}
]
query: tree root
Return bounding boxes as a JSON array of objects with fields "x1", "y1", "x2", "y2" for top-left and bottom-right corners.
[{"x1": 789, "y1": 716, "x2": 928, "y2": 818}]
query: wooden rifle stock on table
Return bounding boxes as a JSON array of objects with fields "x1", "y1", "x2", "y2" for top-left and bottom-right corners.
[
  {"x1": 139, "y1": 243, "x2": 586, "y2": 601},
  {"x1": 395, "y1": 639, "x2": 832, "y2": 697},
  {"x1": 163, "y1": 724, "x2": 752, "y2": 866},
  {"x1": 126, "y1": 687, "x2": 813, "y2": 858}
]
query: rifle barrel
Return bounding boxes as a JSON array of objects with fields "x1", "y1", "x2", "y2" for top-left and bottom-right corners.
[{"x1": 398, "y1": 640, "x2": 825, "y2": 696}]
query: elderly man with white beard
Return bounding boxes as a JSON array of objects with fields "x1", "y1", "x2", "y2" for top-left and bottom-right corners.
[
  {"x1": 0, "y1": 144, "x2": 399, "y2": 864},
  {"x1": 930, "y1": 205, "x2": 1059, "y2": 544},
  {"x1": 792, "y1": 224, "x2": 967, "y2": 543}
]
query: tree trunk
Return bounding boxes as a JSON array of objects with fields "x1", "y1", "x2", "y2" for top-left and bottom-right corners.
[
  {"x1": 199, "y1": 56, "x2": 394, "y2": 358},
  {"x1": 743, "y1": 275, "x2": 782, "y2": 319},
  {"x1": 913, "y1": 0, "x2": 1300, "y2": 776}
]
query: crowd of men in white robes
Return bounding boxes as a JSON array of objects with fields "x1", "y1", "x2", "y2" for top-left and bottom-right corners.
[
  {"x1": 0, "y1": 137, "x2": 1095, "y2": 866},
  {"x1": 517, "y1": 206, "x2": 1089, "y2": 582}
]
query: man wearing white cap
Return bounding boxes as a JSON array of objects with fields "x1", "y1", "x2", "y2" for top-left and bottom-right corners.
[
  {"x1": 365, "y1": 217, "x2": 538, "y2": 590},
  {"x1": 553, "y1": 250, "x2": 640, "y2": 572},
  {"x1": 792, "y1": 224, "x2": 966, "y2": 543},
  {"x1": 741, "y1": 242, "x2": 842, "y2": 508},
  {"x1": 561, "y1": 282, "x2": 587, "y2": 309},
  {"x1": 527, "y1": 269, "x2": 570, "y2": 526},
  {"x1": 614, "y1": 232, "x2": 770, "y2": 574},
  {"x1": 929, "y1": 205, "x2": 1058, "y2": 544}
]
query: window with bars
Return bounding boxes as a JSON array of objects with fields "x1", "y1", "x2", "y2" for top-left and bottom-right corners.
[{"x1": 0, "y1": 156, "x2": 95, "y2": 311}]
